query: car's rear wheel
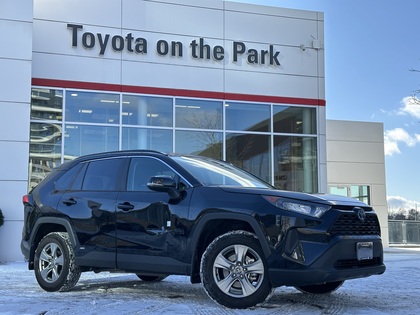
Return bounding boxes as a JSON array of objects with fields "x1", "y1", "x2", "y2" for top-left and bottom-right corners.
[
  {"x1": 295, "y1": 280, "x2": 344, "y2": 294},
  {"x1": 34, "y1": 232, "x2": 81, "y2": 292},
  {"x1": 200, "y1": 231, "x2": 273, "y2": 309},
  {"x1": 136, "y1": 274, "x2": 168, "y2": 282}
]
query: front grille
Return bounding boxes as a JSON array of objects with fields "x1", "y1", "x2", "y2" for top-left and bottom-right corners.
[{"x1": 329, "y1": 213, "x2": 381, "y2": 236}]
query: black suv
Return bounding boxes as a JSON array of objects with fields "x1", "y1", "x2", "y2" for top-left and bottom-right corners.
[{"x1": 21, "y1": 150, "x2": 385, "y2": 309}]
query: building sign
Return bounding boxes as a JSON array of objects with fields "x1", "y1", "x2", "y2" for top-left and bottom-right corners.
[{"x1": 67, "y1": 24, "x2": 281, "y2": 67}]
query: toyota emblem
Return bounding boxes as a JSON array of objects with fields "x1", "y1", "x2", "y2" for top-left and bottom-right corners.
[{"x1": 354, "y1": 207, "x2": 366, "y2": 222}]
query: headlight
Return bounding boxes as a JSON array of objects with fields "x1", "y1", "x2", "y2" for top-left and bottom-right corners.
[{"x1": 262, "y1": 196, "x2": 331, "y2": 218}]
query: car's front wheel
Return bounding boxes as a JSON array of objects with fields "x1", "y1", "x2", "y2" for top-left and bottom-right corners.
[
  {"x1": 200, "y1": 231, "x2": 273, "y2": 309},
  {"x1": 295, "y1": 280, "x2": 344, "y2": 294},
  {"x1": 34, "y1": 232, "x2": 81, "y2": 292}
]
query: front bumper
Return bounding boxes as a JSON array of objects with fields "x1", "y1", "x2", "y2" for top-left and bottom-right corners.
[{"x1": 268, "y1": 234, "x2": 385, "y2": 287}]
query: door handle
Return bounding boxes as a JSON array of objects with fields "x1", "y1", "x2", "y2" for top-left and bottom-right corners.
[
  {"x1": 117, "y1": 202, "x2": 135, "y2": 211},
  {"x1": 63, "y1": 198, "x2": 77, "y2": 206}
]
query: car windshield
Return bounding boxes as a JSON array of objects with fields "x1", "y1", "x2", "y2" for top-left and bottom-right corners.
[{"x1": 172, "y1": 156, "x2": 272, "y2": 188}]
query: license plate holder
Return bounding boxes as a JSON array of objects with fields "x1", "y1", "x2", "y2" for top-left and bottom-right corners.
[{"x1": 357, "y1": 242, "x2": 373, "y2": 260}]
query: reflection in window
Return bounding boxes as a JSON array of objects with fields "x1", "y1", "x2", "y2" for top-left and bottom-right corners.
[
  {"x1": 225, "y1": 102, "x2": 270, "y2": 132},
  {"x1": 64, "y1": 125, "x2": 118, "y2": 159},
  {"x1": 273, "y1": 106, "x2": 316, "y2": 134},
  {"x1": 175, "y1": 130, "x2": 222, "y2": 159},
  {"x1": 29, "y1": 86, "x2": 321, "y2": 193},
  {"x1": 28, "y1": 122, "x2": 62, "y2": 189},
  {"x1": 173, "y1": 156, "x2": 271, "y2": 188},
  {"x1": 226, "y1": 133, "x2": 271, "y2": 183},
  {"x1": 122, "y1": 128, "x2": 172, "y2": 152},
  {"x1": 65, "y1": 91, "x2": 120, "y2": 124},
  {"x1": 274, "y1": 136, "x2": 317, "y2": 193},
  {"x1": 82, "y1": 159, "x2": 121, "y2": 191},
  {"x1": 31, "y1": 88, "x2": 63, "y2": 121},
  {"x1": 175, "y1": 98, "x2": 222, "y2": 129},
  {"x1": 122, "y1": 95, "x2": 173, "y2": 127},
  {"x1": 127, "y1": 157, "x2": 176, "y2": 191}
]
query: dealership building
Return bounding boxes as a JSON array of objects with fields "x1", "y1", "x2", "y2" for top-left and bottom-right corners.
[{"x1": 0, "y1": 0, "x2": 388, "y2": 262}]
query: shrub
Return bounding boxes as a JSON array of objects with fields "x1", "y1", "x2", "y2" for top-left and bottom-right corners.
[{"x1": 0, "y1": 209, "x2": 4, "y2": 227}]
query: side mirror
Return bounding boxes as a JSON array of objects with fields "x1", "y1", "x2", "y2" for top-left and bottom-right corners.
[{"x1": 147, "y1": 175, "x2": 181, "y2": 200}]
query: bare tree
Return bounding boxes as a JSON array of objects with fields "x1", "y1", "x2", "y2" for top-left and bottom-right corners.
[{"x1": 409, "y1": 67, "x2": 420, "y2": 105}]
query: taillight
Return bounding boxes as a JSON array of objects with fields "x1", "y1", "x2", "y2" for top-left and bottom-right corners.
[{"x1": 22, "y1": 195, "x2": 29, "y2": 205}]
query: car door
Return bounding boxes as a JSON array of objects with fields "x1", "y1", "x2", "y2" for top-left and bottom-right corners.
[
  {"x1": 116, "y1": 156, "x2": 192, "y2": 274},
  {"x1": 57, "y1": 157, "x2": 124, "y2": 268}
]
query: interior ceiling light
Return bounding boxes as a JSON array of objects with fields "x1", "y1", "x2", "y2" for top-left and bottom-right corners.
[{"x1": 175, "y1": 105, "x2": 201, "y2": 109}]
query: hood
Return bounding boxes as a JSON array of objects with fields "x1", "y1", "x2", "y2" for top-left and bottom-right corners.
[{"x1": 219, "y1": 187, "x2": 369, "y2": 207}]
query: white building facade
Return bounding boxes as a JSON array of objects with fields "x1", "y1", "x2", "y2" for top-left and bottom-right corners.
[
  {"x1": 2, "y1": 0, "x2": 332, "y2": 262},
  {"x1": 326, "y1": 120, "x2": 389, "y2": 246}
]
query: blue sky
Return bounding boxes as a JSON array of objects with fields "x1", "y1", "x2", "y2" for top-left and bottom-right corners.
[{"x1": 232, "y1": 0, "x2": 420, "y2": 211}]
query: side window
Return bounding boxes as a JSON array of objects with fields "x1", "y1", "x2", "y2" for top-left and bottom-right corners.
[
  {"x1": 70, "y1": 163, "x2": 87, "y2": 190},
  {"x1": 54, "y1": 164, "x2": 83, "y2": 191},
  {"x1": 82, "y1": 159, "x2": 121, "y2": 191},
  {"x1": 127, "y1": 157, "x2": 176, "y2": 191}
]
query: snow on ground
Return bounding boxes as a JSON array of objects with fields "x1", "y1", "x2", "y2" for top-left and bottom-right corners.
[{"x1": 0, "y1": 247, "x2": 419, "y2": 315}]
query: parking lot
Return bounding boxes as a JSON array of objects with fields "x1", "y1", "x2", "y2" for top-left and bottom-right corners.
[{"x1": 0, "y1": 247, "x2": 419, "y2": 315}]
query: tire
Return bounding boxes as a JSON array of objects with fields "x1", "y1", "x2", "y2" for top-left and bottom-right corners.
[
  {"x1": 136, "y1": 274, "x2": 168, "y2": 282},
  {"x1": 295, "y1": 280, "x2": 344, "y2": 294},
  {"x1": 34, "y1": 232, "x2": 81, "y2": 292},
  {"x1": 200, "y1": 231, "x2": 273, "y2": 309}
]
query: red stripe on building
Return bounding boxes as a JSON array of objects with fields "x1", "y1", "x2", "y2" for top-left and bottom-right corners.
[{"x1": 32, "y1": 78, "x2": 326, "y2": 106}]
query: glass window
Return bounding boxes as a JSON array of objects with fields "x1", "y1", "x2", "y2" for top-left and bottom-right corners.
[
  {"x1": 225, "y1": 102, "x2": 270, "y2": 132},
  {"x1": 64, "y1": 125, "x2": 118, "y2": 159},
  {"x1": 226, "y1": 133, "x2": 271, "y2": 183},
  {"x1": 273, "y1": 106, "x2": 316, "y2": 134},
  {"x1": 122, "y1": 95, "x2": 173, "y2": 127},
  {"x1": 175, "y1": 98, "x2": 222, "y2": 129},
  {"x1": 127, "y1": 157, "x2": 176, "y2": 191},
  {"x1": 55, "y1": 163, "x2": 83, "y2": 191},
  {"x1": 69, "y1": 163, "x2": 87, "y2": 191},
  {"x1": 173, "y1": 156, "x2": 271, "y2": 188},
  {"x1": 351, "y1": 185, "x2": 370, "y2": 204},
  {"x1": 330, "y1": 185, "x2": 371, "y2": 205},
  {"x1": 329, "y1": 186, "x2": 348, "y2": 197},
  {"x1": 122, "y1": 128, "x2": 172, "y2": 152},
  {"x1": 82, "y1": 159, "x2": 122, "y2": 191},
  {"x1": 31, "y1": 88, "x2": 63, "y2": 121},
  {"x1": 65, "y1": 91, "x2": 120, "y2": 124},
  {"x1": 273, "y1": 136, "x2": 317, "y2": 193},
  {"x1": 29, "y1": 85, "x2": 321, "y2": 192},
  {"x1": 175, "y1": 130, "x2": 222, "y2": 159},
  {"x1": 28, "y1": 122, "x2": 62, "y2": 190}
]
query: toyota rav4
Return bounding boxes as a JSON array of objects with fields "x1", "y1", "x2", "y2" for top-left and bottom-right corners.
[{"x1": 21, "y1": 150, "x2": 385, "y2": 309}]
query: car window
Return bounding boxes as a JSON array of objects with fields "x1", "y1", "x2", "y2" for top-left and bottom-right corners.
[
  {"x1": 172, "y1": 156, "x2": 271, "y2": 188},
  {"x1": 82, "y1": 158, "x2": 121, "y2": 191},
  {"x1": 54, "y1": 163, "x2": 83, "y2": 191},
  {"x1": 70, "y1": 163, "x2": 87, "y2": 190},
  {"x1": 127, "y1": 157, "x2": 176, "y2": 191}
]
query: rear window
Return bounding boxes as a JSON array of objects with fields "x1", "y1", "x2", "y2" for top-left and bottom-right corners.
[{"x1": 54, "y1": 164, "x2": 84, "y2": 191}]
